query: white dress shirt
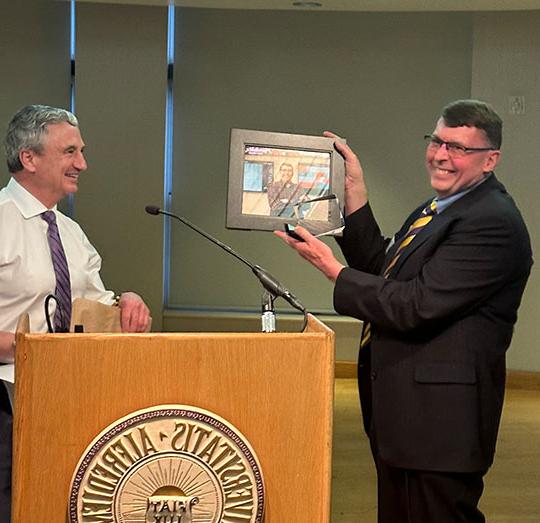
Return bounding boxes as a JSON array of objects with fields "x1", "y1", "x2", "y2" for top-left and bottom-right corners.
[{"x1": 0, "y1": 177, "x2": 114, "y2": 335}]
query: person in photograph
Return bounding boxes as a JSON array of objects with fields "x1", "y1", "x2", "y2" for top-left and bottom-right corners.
[
  {"x1": 0, "y1": 104, "x2": 152, "y2": 521},
  {"x1": 276, "y1": 100, "x2": 532, "y2": 522},
  {"x1": 267, "y1": 162, "x2": 303, "y2": 217}
]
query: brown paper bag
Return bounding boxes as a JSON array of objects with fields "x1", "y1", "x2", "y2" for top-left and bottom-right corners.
[{"x1": 70, "y1": 298, "x2": 121, "y2": 333}]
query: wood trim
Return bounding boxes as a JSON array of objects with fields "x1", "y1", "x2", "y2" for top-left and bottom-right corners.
[
  {"x1": 506, "y1": 369, "x2": 540, "y2": 391},
  {"x1": 335, "y1": 361, "x2": 358, "y2": 379},
  {"x1": 335, "y1": 361, "x2": 540, "y2": 391}
]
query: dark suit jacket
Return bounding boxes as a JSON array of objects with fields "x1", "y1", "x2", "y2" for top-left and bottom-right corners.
[{"x1": 334, "y1": 174, "x2": 532, "y2": 473}]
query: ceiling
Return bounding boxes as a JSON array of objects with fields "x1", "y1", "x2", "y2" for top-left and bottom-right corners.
[{"x1": 74, "y1": 0, "x2": 540, "y2": 12}]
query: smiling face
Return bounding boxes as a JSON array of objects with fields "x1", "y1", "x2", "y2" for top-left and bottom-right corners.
[
  {"x1": 279, "y1": 163, "x2": 294, "y2": 183},
  {"x1": 17, "y1": 122, "x2": 87, "y2": 208},
  {"x1": 426, "y1": 118, "x2": 500, "y2": 198}
]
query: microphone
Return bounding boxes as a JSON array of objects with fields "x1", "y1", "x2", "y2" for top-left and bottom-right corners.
[
  {"x1": 145, "y1": 205, "x2": 306, "y2": 314},
  {"x1": 145, "y1": 205, "x2": 160, "y2": 215},
  {"x1": 251, "y1": 265, "x2": 306, "y2": 312}
]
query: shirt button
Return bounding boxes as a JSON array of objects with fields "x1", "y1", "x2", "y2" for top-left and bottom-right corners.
[{"x1": 371, "y1": 370, "x2": 377, "y2": 380}]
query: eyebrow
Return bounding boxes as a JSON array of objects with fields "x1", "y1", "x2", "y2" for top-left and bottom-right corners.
[
  {"x1": 432, "y1": 134, "x2": 467, "y2": 147},
  {"x1": 63, "y1": 144, "x2": 86, "y2": 152}
]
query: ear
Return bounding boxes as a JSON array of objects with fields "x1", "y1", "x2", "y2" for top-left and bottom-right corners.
[
  {"x1": 18, "y1": 149, "x2": 38, "y2": 173},
  {"x1": 483, "y1": 150, "x2": 501, "y2": 173}
]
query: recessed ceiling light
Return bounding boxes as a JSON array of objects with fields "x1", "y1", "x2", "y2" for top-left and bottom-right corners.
[{"x1": 292, "y1": 1, "x2": 323, "y2": 7}]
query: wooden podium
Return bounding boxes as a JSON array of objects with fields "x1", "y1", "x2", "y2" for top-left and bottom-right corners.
[{"x1": 13, "y1": 314, "x2": 335, "y2": 522}]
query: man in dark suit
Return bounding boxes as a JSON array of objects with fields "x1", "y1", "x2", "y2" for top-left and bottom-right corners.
[{"x1": 276, "y1": 100, "x2": 532, "y2": 522}]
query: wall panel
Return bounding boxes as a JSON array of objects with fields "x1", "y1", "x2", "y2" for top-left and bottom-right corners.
[
  {"x1": 0, "y1": 0, "x2": 70, "y2": 184},
  {"x1": 75, "y1": 2, "x2": 167, "y2": 329},
  {"x1": 169, "y1": 9, "x2": 472, "y2": 353},
  {"x1": 472, "y1": 12, "x2": 540, "y2": 371}
]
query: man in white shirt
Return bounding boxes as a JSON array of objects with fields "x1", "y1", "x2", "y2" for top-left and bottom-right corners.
[{"x1": 0, "y1": 104, "x2": 152, "y2": 521}]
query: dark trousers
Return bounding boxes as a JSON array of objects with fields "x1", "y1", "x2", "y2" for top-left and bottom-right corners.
[
  {"x1": 0, "y1": 385, "x2": 12, "y2": 523},
  {"x1": 375, "y1": 453, "x2": 486, "y2": 523}
]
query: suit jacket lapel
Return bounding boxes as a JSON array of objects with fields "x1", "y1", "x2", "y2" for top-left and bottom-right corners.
[
  {"x1": 383, "y1": 174, "x2": 503, "y2": 278},
  {"x1": 386, "y1": 213, "x2": 451, "y2": 276},
  {"x1": 382, "y1": 200, "x2": 430, "y2": 268}
]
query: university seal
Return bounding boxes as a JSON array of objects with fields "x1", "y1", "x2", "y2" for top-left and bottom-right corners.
[{"x1": 68, "y1": 405, "x2": 265, "y2": 522}]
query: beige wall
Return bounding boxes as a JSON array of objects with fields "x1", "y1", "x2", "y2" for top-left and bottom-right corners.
[
  {"x1": 472, "y1": 12, "x2": 540, "y2": 371},
  {"x1": 169, "y1": 9, "x2": 472, "y2": 325},
  {"x1": 0, "y1": 1, "x2": 166, "y2": 330},
  {"x1": 73, "y1": 2, "x2": 167, "y2": 330},
  {"x1": 0, "y1": 1, "x2": 70, "y2": 184},
  {"x1": 167, "y1": 8, "x2": 539, "y2": 369},
  {"x1": 1, "y1": 3, "x2": 537, "y2": 369}
]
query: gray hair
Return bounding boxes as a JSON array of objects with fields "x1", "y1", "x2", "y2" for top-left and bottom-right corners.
[{"x1": 4, "y1": 104, "x2": 79, "y2": 173}]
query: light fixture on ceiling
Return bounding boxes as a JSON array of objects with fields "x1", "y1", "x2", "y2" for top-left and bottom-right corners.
[{"x1": 292, "y1": 1, "x2": 323, "y2": 7}]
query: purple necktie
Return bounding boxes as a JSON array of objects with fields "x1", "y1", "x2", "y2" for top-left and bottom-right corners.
[{"x1": 42, "y1": 211, "x2": 72, "y2": 332}]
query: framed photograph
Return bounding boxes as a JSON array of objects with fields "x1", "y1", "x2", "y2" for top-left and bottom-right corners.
[{"x1": 226, "y1": 128, "x2": 345, "y2": 233}]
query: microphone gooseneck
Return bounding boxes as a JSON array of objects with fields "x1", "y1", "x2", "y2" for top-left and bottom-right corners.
[
  {"x1": 145, "y1": 205, "x2": 307, "y2": 316},
  {"x1": 44, "y1": 294, "x2": 69, "y2": 333}
]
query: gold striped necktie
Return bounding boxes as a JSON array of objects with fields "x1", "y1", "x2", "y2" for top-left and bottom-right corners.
[{"x1": 360, "y1": 200, "x2": 437, "y2": 349}]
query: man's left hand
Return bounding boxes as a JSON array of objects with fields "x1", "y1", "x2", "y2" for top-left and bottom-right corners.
[{"x1": 118, "y1": 292, "x2": 152, "y2": 332}]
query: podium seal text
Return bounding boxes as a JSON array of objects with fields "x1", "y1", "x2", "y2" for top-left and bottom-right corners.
[{"x1": 68, "y1": 405, "x2": 265, "y2": 523}]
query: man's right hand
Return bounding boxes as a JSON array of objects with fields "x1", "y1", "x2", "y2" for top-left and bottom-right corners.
[
  {"x1": 324, "y1": 131, "x2": 368, "y2": 215},
  {"x1": 275, "y1": 226, "x2": 345, "y2": 283}
]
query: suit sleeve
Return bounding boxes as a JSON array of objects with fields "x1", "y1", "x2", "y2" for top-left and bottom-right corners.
[
  {"x1": 334, "y1": 209, "x2": 532, "y2": 333},
  {"x1": 336, "y1": 203, "x2": 392, "y2": 275}
]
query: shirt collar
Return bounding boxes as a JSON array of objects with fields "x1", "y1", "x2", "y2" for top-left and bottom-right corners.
[
  {"x1": 433, "y1": 172, "x2": 492, "y2": 214},
  {"x1": 5, "y1": 177, "x2": 57, "y2": 219}
]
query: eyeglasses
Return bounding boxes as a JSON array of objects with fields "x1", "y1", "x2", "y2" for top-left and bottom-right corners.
[{"x1": 424, "y1": 134, "x2": 496, "y2": 158}]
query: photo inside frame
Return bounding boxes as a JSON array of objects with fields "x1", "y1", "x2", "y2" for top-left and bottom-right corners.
[
  {"x1": 241, "y1": 145, "x2": 331, "y2": 219},
  {"x1": 226, "y1": 128, "x2": 345, "y2": 233}
]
